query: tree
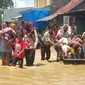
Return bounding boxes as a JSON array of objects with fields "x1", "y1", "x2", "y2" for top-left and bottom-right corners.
[
  {"x1": 0, "y1": 0, "x2": 14, "y2": 9},
  {"x1": 0, "y1": 0, "x2": 14, "y2": 24}
]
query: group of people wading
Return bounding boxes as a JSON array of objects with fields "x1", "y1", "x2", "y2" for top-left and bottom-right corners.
[
  {"x1": 0, "y1": 21, "x2": 37, "y2": 68},
  {"x1": 0, "y1": 21, "x2": 85, "y2": 68}
]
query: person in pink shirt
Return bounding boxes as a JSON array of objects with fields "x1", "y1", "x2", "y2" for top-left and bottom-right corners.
[{"x1": 12, "y1": 32, "x2": 26, "y2": 68}]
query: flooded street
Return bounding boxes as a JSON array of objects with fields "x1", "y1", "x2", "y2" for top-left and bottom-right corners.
[{"x1": 0, "y1": 48, "x2": 85, "y2": 85}]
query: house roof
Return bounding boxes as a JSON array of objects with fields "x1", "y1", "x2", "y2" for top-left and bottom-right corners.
[
  {"x1": 50, "y1": 0, "x2": 70, "y2": 14},
  {"x1": 70, "y1": 0, "x2": 85, "y2": 12},
  {"x1": 37, "y1": 13, "x2": 57, "y2": 22},
  {"x1": 60, "y1": 9, "x2": 85, "y2": 16},
  {"x1": 56, "y1": 0, "x2": 85, "y2": 16},
  {"x1": 37, "y1": 0, "x2": 83, "y2": 21},
  {"x1": 55, "y1": 0, "x2": 83, "y2": 14},
  {"x1": 3, "y1": 7, "x2": 33, "y2": 22}
]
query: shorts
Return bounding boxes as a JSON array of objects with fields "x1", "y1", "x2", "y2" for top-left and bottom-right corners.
[
  {"x1": 0, "y1": 52, "x2": 5, "y2": 56},
  {"x1": 0, "y1": 52, "x2": 12, "y2": 58}
]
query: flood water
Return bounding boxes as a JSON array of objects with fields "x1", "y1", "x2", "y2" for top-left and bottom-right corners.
[{"x1": 0, "y1": 48, "x2": 85, "y2": 85}]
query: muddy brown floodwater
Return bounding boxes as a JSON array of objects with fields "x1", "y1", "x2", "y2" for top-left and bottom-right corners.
[{"x1": 0, "y1": 48, "x2": 85, "y2": 85}]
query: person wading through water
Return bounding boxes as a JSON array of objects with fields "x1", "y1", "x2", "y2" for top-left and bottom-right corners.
[{"x1": 24, "y1": 22, "x2": 38, "y2": 66}]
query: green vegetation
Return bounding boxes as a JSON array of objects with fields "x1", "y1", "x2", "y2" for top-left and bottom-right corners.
[{"x1": 0, "y1": 0, "x2": 14, "y2": 24}]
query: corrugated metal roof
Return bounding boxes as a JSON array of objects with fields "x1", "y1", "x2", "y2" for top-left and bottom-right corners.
[
  {"x1": 37, "y1": 13, "x2": 57, "y2": 21},
  {"x1": 70, "y1": 0, "x2": 85, "y2": 12},
  {"x1": 12, "y1": 15, "x2": 22, "y2": 19},
  {"x1": 37, "y1": 0, "x2": 83, "y2": 22},
  {"x1": 55, "y1": 0, "x2": 83, "y2": 14},
  {"x1": 62, "y1": 9, "x2": 85, "y2": 16},
  {"x1": 50, "y1": 0, "x2": 70, "y2": 14}
]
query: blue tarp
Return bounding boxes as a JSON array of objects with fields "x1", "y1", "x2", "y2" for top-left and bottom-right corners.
[{"x1": 21, "y1": 8, "x2": 50, "y2": 30}]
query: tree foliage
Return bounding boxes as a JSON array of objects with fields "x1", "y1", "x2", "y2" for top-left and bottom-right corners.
[
  {"x1": 0, "y1": 0, "x2": 14, "y2": 9},
  {"x1": 0, "y1": 0, "x2": 14, "y2": 24}
]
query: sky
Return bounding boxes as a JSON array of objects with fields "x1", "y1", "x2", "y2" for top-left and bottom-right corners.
[{"x1": 12, "y1": 0, "x2": 34, "y2": 8}]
